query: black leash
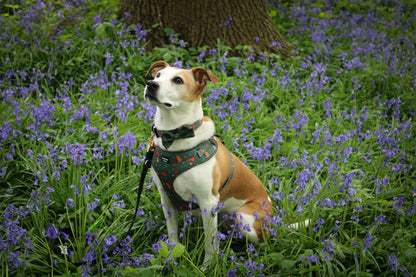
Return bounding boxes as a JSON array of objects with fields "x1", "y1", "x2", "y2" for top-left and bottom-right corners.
[{"x1": 121, "y1": 141, "x2": 155, "y2": 242}]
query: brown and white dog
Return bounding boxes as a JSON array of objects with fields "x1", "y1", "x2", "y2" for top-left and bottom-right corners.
[{"x1": 144, "y1": 61, "x2": 273, "y2": 267}]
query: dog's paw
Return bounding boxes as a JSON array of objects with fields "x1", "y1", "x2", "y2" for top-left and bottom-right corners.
[
  {"x1": 200, "y1": 257, "x2": 213, "y2": 272},
  {"x1": 289, "y1": 219, "x2": 310, "y2": 230}
]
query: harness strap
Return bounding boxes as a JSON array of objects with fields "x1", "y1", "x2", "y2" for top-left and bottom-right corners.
[
  {"x1": 152, "y1": 137, "x2": 218, "y2": 211},
  {"x1": 219, "y1": 149, "x2": 235, "y2": 192}
]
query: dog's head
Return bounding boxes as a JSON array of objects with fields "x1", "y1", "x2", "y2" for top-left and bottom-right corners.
[{"x1": 144, "y1": 61, "x2": 218, "y2": 109}]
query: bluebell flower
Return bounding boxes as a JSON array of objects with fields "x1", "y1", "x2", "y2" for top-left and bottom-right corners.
[
  {"x1": 301, "y1": 254, "x2": 320, "y2": 265},
  {"x1": 313, "y1": 217, "x2": 324, "y2": 232},
  {"x1": 171, "y1": 59, "x2": 183, "y2": 68},
  {"x1": 65, "y1": 198, "x2": 74, "y2": 209},
  {"x1": 363, "y1": 232, "x2": 372, "y2": 250},
  {"x1": 321, "y1": 238, "x2": 334, "y2": 259},
  {"x1": 104, "y1": 235, "x2": 117, "y2": 246},
  {"x1": 47, "y1": 224, "x2": 58, "y2": 240},
  {"x1": 105, "y1": 52, "x2": 113, "y2": 66},
  {"x1": 87, "y1": 198, "x2": 100, "y2": 211},
  {"x1": 118, "y1": 131, "x2": 137, "y2": 155},
  {"x1": 220, "y1": 16, "x2": 232, "y2": 28},
  {"x1": 388, "y1": 252, "x2": 400, "y2": 272}
]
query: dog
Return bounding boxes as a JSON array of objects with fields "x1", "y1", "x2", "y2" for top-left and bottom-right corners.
[{"x1": 144, "y1": 61, "x2": 273, "y2": 267}]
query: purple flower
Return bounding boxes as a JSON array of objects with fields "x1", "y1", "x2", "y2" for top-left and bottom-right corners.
[
  {"x1": 392, "y1": 197, "x2": 406, "y2": 216},
  {"x1": 65, "y1": 198, "x2": 74, "y2": 209},
  {"x1": 105, "y1": 52, "x2": 113, "y2": 66},
  {"x1": 92, "y1": 14, "x2": 102, "y2": 24},
  {"x1": 220, "y1": 16, "x2": 232, "y2": 28},
  {"x1": 81, "y1": 175, "x2": 92, "y2": 194},
  {"x1": 363, "y1": 232, "x2": 372, "y2": 250},
  {"x1": 216, "y1": 232, "x2": 227, "y2": 241},
  {"x1": 104, "y1": 235, "x2": 117, "y2": 246},
  {"x1": 82, "y1": 248, "x2": 96, "y2": 265},
  {"x1": 313, "y1": 217, "x2": 324, "y2": 232},
  {"x1": 30, "y1": 100, "x2": 56, "y2": 128},
  {"x1": 99, "y1": 130, "x2": 108, "y2": 141},
  {"x1": 0, "y1": 166, "x2": 7, "y2": 177},
  {"x1": 246, "y1": 243, "x2": 256, "y2": 254},
  {"x1": 112, "y1": 199, "x2": 125, "y2": 211},
  {"x1": 132, "y1": 155, "x2": 141, "y2": 165},
  {"x1": 321, "y1": 238, "x2": 334, "y2": 259},
  {"x1": 118, "y1": 131, "x2": 137, "y2": 155},
  {"x1": 71, "y1": 185, "x2": 80, "y2": 197},
  {"x1": 152, "y1": 241, "x2": 163, "y2": 253},
  {"x1": 88, "y1": 198, "x2": 100, "y2": 211},
  {"x1": 301, "y1": 254, "x2": 320, "y2": 264},
  {"x1": 170, "y1": 59, "x2": 182, "y2": 68},
  {"x1": 374, "y1": 214, "x2": 386, "y2": 224},
  {"x1": 388, "y1": 252, "x2": 400, "y2": 272},
  {"x1": 323, "y1": 99, "x2": 332, "y2": 118},
  {"x1": 65, "y1": 143, "x2": 88, "y2": 166},
  {"x1": 0, "y1": 122, "x2": 12, "y2": 141},
  {"x1": 47, "y1": 224, "x2": 58, "y2": 240},
  {"x1": 271, "y1": 191, "x2": 284, "y2": 201}
]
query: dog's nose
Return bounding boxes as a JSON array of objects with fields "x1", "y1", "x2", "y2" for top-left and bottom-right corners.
[{"x1": 146, "y1": 80, "x2": 159, "y2": 92}]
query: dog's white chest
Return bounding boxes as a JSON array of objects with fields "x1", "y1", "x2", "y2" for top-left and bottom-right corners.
[{"x1": 151, "y1": 136, "x2": 219, "y2": 211}]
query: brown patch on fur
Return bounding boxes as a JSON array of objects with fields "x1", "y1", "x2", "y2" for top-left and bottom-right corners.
[
  {"x1": 218, "y1": 148, "x2": 271, "y2": 207},
  {"x1": 211, "y1": 136, "x2": 232, "y2": 196},
  {"x1": 146, "y1": 61, "x2": 218, "y2": 104},
  {"x1": 211, "y1": 136, "x2": 273, "y2": 241},
  {"x1": 180, "y1": 68, "x2": 218, "y2": 103},
  {"x1": 146, "y1": 61, "x2": 170, "y2": 77}
]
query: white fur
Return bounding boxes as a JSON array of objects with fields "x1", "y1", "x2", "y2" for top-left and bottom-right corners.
[
  {"x1": 145, "y1": 65, "x2": 269, "y2": 269},
  {"x1": 222, "y1": 197, "x2": 247, "y2": 214},
  {"x1": 151, "y1": 155, "x2": 220, "y2": 267},
  {"x1": 289, "y1": 219, "x2": 310, "y2": 230},
  {"x1": 236, "y1": 213, "x2": 259, "y2": 243},
  {"x1": 146, "y1": 66, "x2": 223, "y2": 267}
]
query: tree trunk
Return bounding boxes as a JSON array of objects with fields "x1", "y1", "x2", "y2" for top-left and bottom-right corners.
[{"x1": 120, "y1": 0, "x2": 294, "y2": 59}]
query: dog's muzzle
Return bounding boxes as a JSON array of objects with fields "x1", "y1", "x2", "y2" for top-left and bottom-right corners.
[
  {"x1": 145, "y1": 80, "x2": 173, "y2": 108},
  {"x1": 145, "y1": 80, "x2": 159, "y2": 103}
]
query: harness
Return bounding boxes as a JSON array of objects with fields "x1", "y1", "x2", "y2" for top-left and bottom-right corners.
[{"x1": 151, "y1": 120, "x2": 235, "y2": 211}]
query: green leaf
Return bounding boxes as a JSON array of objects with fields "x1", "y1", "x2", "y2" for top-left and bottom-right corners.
[
  {"x1": 170, "y1": 243, "x2": 185, "y2": 258},
  {"x1": 5, "y1": 4, "x2": 20, "y2": 9},
  {"x1": 280, "y1": 259, "x2": 296, "y2": 269},
  {"x1": 159, "y1": 241, "x2": 169, "y2": 258},
  {"x1": 269, "y1": 10, "x2": 277, "y2": 18}
]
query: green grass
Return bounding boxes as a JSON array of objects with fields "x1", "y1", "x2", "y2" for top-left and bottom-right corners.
[{"x1": 0, "y1": 0, "x2": 415, "y2": 276}]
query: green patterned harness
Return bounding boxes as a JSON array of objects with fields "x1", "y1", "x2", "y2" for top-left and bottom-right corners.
[{"x1": 151, "y1": 120, "x2": 235, "y2": 211}]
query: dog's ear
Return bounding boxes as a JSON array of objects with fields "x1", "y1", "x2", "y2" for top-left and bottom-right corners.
[
  {"x1": 191, "y1": 68, "x2": 219, "y2": 87},
  {"x1": 146, "y1": 61, "x2": 170, "y2": 78}
]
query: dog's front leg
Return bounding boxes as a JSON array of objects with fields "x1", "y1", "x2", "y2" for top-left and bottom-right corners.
[
  {"x1": 153, "y1": 173, "x2": 179, "y2": 242},
  {"x1": 200, "y1": 206, "x2": 218, "y2": 269},
  {"x1": 163, "y1": 200, "x2": 179, "y2": 242}
]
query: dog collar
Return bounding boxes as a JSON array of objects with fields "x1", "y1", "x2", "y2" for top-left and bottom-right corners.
[{"x1": 153, "y1": 119, "x2": 203, "y2": 149}]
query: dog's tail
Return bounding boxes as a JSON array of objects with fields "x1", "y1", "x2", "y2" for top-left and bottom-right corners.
[{"x1": 288, "y1": 219, "x2": 310, "y2": 230}]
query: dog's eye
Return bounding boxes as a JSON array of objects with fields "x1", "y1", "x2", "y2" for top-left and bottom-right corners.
[
  {"x1": 156, "y1": 72, "x2": 161, "y2": 78},
  {"x1": 172, "y1": 77, "x2": 183, "y2": 84}
]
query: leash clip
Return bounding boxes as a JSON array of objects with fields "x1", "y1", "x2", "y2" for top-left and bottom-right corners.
[{"x1": 144, "y1": 137, "x2": 155, "y2": 168}]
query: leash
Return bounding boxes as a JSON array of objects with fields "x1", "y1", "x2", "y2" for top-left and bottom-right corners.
[{"x1": 121, "y1": 137, "x2": 155, "y2": 242}]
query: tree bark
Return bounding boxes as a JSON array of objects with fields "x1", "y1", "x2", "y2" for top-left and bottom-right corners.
[{"x1": 120, "y1": 0, "x2": 294, "y2": 59}]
